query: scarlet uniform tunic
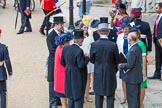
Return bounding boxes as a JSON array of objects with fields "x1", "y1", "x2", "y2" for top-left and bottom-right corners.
[
  {"x1": 112, "y1": 0, "x2": 116, "y2": 4},
  {"x1": 40, "y1": 0, "x2": 55, "y2": 11},
  {"x1": 54, "y1": 45, "x2": 66, "y2": 94}
]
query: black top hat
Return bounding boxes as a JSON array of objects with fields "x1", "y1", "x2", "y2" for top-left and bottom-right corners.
[
  {"x1": 100, "y1": 17, "x2": 108, "y2": 24},
  {"x1": 53, "y1": 16, "x2": 65, "y2": 24},
  {"x1": 73, "y1": 29, "x2": 84, "y2": 39}
]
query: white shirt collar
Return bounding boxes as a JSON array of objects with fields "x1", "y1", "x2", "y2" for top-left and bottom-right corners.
[
  {"x1": 73, "y1": 43, "x2": 80, "y2": 47},
  {"x1": 128, "y1": 42, "x2": 136, "y2": 50},
  {"x1": 100, "y1": 35, "x2": 108, "y2": 39},
  {"x1": 54, "y1": 28, "x2": 61, "y2": 35},
  {"x1": 158, "y1": 13, "x2": 162, "y2": 22}
]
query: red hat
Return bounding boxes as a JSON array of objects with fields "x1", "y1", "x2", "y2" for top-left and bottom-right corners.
[{"x1": 131, "y1": 8, "x2": 142, "y2": 17}]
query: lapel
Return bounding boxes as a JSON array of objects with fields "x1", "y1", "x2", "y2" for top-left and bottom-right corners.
[{"x1": 158, "y1": 17, "x2": 162, "y2": 28}]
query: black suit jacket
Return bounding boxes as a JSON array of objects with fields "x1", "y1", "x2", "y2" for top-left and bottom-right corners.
[
  {"x1": 61, "y1": 44, "x2": 89, "y2": 100},
  {"x1": 0, "y1": 43, "x2": 12, "y2": 80},
  {"x1": 157, "y1": 17, "x2": 162, "y2": 40},
  {"x1": 90, "y1": 38, "x2": 119, "y2": 96},
  {"x1": 93, "y1": 29, "x2": 117, "y2": 43},
  {"x1": 121, "y1": 44, "x2": 143, "y2": 84},
  {"x1": 46, "y1": 29, "x2": 63, "y2": 82}
]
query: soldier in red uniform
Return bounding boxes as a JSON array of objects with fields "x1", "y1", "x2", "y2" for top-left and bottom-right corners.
[{"x1": 39, "y1": 0, "x2": 55, "y2": 36}]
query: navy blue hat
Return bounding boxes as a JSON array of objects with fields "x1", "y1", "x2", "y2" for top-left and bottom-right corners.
[
  {"x1": 54, "y1": 8, "x2": 62, "y2": 14},
  {"x1": 55, "y1": 32, "x2": 73, "y2": 45},
  {"x1": 75, "y1": 20, "x2": 82, "y2": 27},
  {"x1": 100, "y1": 17, "x2": 108, "y2": 24},
  {"x1": 121, "y1": 16, "x2": 131, "y2": 24},
  {"x1": 121, "y1": 22, "x2": 130, "y2": 28},
  {"x1": 91, "y1": 19, "x2": 100, "y2": 28},
  {"x1": 73, "y1": 29, "x2": 84, "y2": 39},
  {"x1": 53, "y1": 16, "x2": 65, "y2": 24},
  {"x1": 129, "y1": 25, "x2": 141, "y2": 32},
  {"x1": 131, "y1": 7, "x2": 142, "y2": 14}
]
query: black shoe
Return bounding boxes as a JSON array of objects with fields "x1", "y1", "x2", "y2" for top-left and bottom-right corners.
[
  {"x1": 39, "y1": 29, "x2": 45, "y2": 35},
  {"x1": 2, "y1": 6, "x2": 6, "y2": 9},
  {"x1": 16, "y1": 31, "x2": 24, "y2": 34},
  {"x1": 56, "y1": 100, "x2": 62, "y2": 106},
  {"x1": 148, "y1": 76, "x2": 161, "y2": 79},
  {"x1": 24, "y1": 29, "x2": 32, "y2": 32}
]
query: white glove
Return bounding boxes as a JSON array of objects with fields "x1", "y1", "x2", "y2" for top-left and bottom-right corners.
[
  {"x1": 8, "y1": 75, "x2": 13, "y2": 80},
  {"x1": 143, "y1": 76, "x2": 147, "y2": 81}
]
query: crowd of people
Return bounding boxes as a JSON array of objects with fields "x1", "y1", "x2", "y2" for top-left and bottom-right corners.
[
  {"x1": 0, "y1": 0, "x2": 162, "y2": 108},
  {"x1": 44, "y1": 1, "x2": 162, "y2": 108}
]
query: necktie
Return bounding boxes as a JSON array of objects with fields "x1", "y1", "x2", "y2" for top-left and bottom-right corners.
[
  {"x1": 154, "y1": 15, "x2": 160, "y2": 37},
  {"x1": 123, "y1": 38, "x2": 128, "y2": 55}
]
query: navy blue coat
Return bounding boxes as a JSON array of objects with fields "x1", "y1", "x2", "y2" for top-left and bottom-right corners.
[
  {"x1": 0, "y1": 43, "x2": 12, "y2": 80},
  {"x1": 19, "y1": 0, "x2": 31, "y2": 11},
  {"x1": 134, "y1": 19, "x2": 152, "y2": 52},
  {"x1": 61, "y1": 44, "x2": 89, "y2": 100}
]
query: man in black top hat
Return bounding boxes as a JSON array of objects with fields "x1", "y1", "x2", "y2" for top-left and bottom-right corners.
[
  {"x1": 46, "y1": 16, "x2": 65, "y2": 108},
  {"x1": 17, "y1": 0, "x2": 32, "y2": 35},
  {"x1": 93, "y1": 17, "x2": 117, "y2": 42},
  {"x1": 61, "y1": 29, "x2": 89, "y2": 108}
]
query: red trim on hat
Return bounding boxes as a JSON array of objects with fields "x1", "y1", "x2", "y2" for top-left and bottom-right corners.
[
  {"x1": 131, "y1": 8, "x2": 136, "y2": 13},
  {"x1": 131, "y1": 8, "x2": 141, "y2": 17},
  {"x1": 0, "y1": 29, "x2": 2, "y2": 34},
  {"x1": 133, "y1": 12, "x2": 142, "y2": 16}
]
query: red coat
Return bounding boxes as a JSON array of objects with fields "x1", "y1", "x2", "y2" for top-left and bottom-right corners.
[
  {"x1": 54, "y1": 45, "x2": 66, "y2": 94},
  {"x1": 40, "y1": 0, "x2": 55, "y2": 11}
]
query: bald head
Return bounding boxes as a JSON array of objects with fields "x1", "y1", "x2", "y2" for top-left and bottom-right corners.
[{"x1": 127, "y1": 32, "x2": 138, "y2": 45}]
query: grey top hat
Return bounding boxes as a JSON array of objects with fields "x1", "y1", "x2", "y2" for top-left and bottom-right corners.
[{"x1": 98, "y1": 23, "x2": 109, "y2": 31}]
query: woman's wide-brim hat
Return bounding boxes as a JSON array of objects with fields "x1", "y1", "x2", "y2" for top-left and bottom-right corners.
[
  {"x1": 55, "y1": 32, "x2": 73, "y2": 45},
  {"x1": 121, "y1": 22, "x2": 130, "y2": 28},
  {"x1": 82, "y1": 15, "x2": 92, "y2": 27}
]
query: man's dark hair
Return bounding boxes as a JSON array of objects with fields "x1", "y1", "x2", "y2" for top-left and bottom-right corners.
[
  {"x1": 158, "y1": 2, "x2": 162, "y2": 8},
  {"x1": 119, "y1": 3, "x2": 126, "y2": 10}
]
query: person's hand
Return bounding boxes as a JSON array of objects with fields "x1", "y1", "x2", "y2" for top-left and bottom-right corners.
[
  {"x1": 8, "y1": 75, "x2": 13, "y2": 80},
  {"x1": 76, "y1": 2, "x2": 80, "y2": 7},
  {"x1": 84, "y1": 53, "x2": 90, "y2": 57},
  {"x1": 143, "y1": 76, "x2": 147, "y2": 81},
  {"x1": 109, "y1": 12, "x2": 115, "y2": 19},
  {"x1": 147, "y1": 51, "x2": 151, "y2": 55},
  {"x1": 118, "y1": 64, "x2": 121, "y2": 70}
]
